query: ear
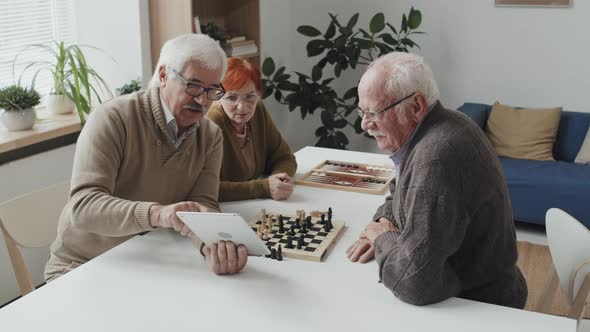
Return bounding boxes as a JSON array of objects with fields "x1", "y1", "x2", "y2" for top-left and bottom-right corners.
[
  {"x1": 413, "y1": 92, "x2": 429, "y2": 121},
  {"x1": 158, "y1": 65, "x2": 168, "y2": 87}
]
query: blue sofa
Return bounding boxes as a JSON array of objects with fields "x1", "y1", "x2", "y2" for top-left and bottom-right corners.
[{"x1": 457, "y1": 103, "x2": 590, "y2": 228}]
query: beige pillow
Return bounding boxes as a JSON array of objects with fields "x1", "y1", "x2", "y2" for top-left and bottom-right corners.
[
  {"x1": 485, "y1": 102, "x2": 561, "y2": 161},
  {"x1": 574, "y1": 127, "x2": 590, "y2": 164}
]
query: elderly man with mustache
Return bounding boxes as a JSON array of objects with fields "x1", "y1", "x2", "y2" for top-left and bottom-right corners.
[
  {"x1": 346, "y1": 52, "x2": 527, "y2": 308},
  {"x1": 45, "y1": 34, "x2": 248, "y2": 281}
]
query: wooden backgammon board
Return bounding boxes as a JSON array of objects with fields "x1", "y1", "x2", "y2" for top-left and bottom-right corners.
[{"x1": 296, "y1": 160, "x2": 395, "y2": 195}]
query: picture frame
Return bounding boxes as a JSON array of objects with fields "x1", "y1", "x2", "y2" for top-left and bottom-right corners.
[{"x1": 495, "y1": 0, "x2": 572, "y2": 7}]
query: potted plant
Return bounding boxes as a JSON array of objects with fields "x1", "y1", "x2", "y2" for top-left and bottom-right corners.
[
  {"x1": 13, "y1": 41, "x2": 113, "y2": 124},
  {"x1": 0, "y1": 85, "x2": 41, "y2": 131},
  {"x1": 261, "y1": 8, "x2": 424, "y2": 149},
  {"x1": 116, "y1": 78, "x2": 143, "y2": 96}
]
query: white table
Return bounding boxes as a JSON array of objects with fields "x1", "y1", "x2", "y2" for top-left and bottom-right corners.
[{"x1": 0, "y1": 147, "x2": 576, "y2": 331}]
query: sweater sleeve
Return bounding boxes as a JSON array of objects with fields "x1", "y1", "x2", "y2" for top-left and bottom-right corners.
[
  {"x1": 186, "y1": 126, "x2": 223, "y2": 212},
  {"x1": 261, "y1": 103, "x2": 297, "y2": 177},
  {"x1": 372, "y1": 180, "x2": 396, "y2": 222},
  {"x1": 68, "y1": 107, "x2": 157, "y2": 236},
  {"x1": 219, "y1": 178, "x2": 270, "y2": 202},
  {"x1": 374, "y1": 161, "x2": 468, "y2": 306}
]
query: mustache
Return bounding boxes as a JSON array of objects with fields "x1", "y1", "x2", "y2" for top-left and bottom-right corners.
[
  {"x1": 367, "y1": 129, "x2": 386, "y2": 137},
  {"x1": 183, "y1": 103, "x2": 205, "y2": 112}
]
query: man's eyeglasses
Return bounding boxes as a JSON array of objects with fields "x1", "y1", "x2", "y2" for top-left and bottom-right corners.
[
  {"x1": 222, "y1": 93, "x2": 260, "y2": 106},
  {"x1": 356, "y1": 92, "x2": 416, "y2": 121},
  {"x1": 171, "y1": 68, "x2": 225, "y2": 101}
]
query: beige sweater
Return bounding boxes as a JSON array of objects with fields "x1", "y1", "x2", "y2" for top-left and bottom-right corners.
[{"x1": 47, "y1": 87, "x2": 223, "y2": 270}]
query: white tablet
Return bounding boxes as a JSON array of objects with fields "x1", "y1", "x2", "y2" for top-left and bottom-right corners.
[{"x1": 176, "y1": 211, "x2": 271, "y2": 257}]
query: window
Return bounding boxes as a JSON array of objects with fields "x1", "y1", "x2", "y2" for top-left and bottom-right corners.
[{"x1": 0, "y1": 0, "x2": 76, "y2": 97}]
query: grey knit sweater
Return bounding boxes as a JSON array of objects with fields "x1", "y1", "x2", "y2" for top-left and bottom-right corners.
[{"x1": 373, "y1": 102, "x2": 528, "y2": 308}]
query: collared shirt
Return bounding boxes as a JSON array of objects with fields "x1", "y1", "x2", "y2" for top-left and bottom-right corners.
[
  {"x1": 390, "y1": 102, "x2": 438, "y2": 176},
  {"x1": 160, "y1": 95, "x2": 197, "y2": 148}
]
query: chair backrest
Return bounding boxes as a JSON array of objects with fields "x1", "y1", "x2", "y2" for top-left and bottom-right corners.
[
  {"x1": 0, "y1": 181, "x2": 70, "y2": 295},
  {"x1": 546, "y1": 208, "x2": 590, "y2": 321}
]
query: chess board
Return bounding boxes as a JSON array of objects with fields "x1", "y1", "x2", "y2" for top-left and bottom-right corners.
[
  {"x1": 296, "y1": 160, "x2": 395, "y2": 195},
  {"x1": 248, "y1": 212, "x2": 345, "y2": 262}
]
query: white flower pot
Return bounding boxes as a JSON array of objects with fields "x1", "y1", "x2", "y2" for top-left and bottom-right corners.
[
  {"x1": 0, "y1": 108, "x2": 37, "y2": 131},
  {"x1": 46, "y1": 94, "x2": 75, "y2": 114}
]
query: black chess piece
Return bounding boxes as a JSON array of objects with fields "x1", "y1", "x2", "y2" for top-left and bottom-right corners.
[
  {"x1": 305, "y1": 216, "x2": 313, "y2": 229},
  {"x1": 294, "y1": 218, "x2": 301, "y2": 228},
  {"x1": 278, "y1": 215, "x2": 285, "y2": 233},
  {"x1": 288, "y1": 224, "x2": 296, "y2": 236},
  {"x1": 320, "y1": 214, "x2": 325, "y2": 224},
  {"x1": 328, "y1": 207, "x2": 333, "y2": 222},
  {"x1": 296, "y1": 236, "x2": 303, "y2": 249},
  {"x1": 324, "y1": 220, "x2": 330, "y2": 232},
  {"x1": 285, "y1": 235, "x2": 293, "y2": 249},
  {"x1": 277, "y1": 245, "x2": 283, "y2": 261},
  {"x1": 270, "y1": 248, "x2": 276, "y2": 260},
  {"x1": 301, "y1": 224, "x2": 308, "y2": 234}
]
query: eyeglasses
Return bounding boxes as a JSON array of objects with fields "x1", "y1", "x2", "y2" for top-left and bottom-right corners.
[
  {"x1": 356, "y1": 92, "x2": 416, "y2": 121},
  {"x1": 222, "y1": 93, "x2": 260, "y2": 106},
  {"x1": 171, "y1": 68, "x2": 226, "y2": 101}
]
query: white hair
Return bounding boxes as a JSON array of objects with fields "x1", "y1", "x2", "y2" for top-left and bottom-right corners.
[
  {"x1": 360, "y1": 52, "x2": 440, "y2": 109},
  {"x1": 149, "y1": 34, "x2": 227, "y2": 88}
]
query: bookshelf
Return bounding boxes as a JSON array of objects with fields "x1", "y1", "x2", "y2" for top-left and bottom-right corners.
[{"x1": 148, "y1": 0, "x2": 261, "y2": 71}]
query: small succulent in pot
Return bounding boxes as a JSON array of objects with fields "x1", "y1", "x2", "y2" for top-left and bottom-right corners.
[{"x1": 0, "y1": 84, "x2": 41, "y2": 131}]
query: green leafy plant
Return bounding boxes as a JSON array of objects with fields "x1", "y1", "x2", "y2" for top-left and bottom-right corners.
[
  {"x1": 117, "y1": 78, "x2": 142, "y2": 96},
  {"x1": 261, "y1": 8, "x2": 424, "y2": 149},
  {"x1": 13, "y1": 41, "x2": 113, "y2": 124},
  {"x1": 0, "y1": 85, "x2": 41, "y2": 111},
  {"x1": 201, "y1": 22, "x2": 227, "y2": 45}
]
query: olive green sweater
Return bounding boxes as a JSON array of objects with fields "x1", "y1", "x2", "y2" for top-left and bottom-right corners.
[
  {"x1": 46, "y1": 87, "x2": 223, "y2": 273},
  {"x1": 207, "y1": 102, "x2": 297, "y2": 201}
]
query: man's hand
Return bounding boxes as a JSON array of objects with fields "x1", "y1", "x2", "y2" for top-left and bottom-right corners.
[
  {"x1": 149, "y1": 201, "x2": 211, "y2": 236},
  {"x1": 360, "y1": 218, "x2": 399, "y2": 245},
  {"x1": 202, "y1": 241, "x2": 248, "y2": 275},
  {"x1": 347, "y1": 218, "x2": 399, "y2": 263},
  {"x1": 268, "y1": 173, "x2": 294, "y2": 201}
]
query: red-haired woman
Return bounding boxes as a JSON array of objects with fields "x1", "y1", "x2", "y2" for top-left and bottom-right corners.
[{"x1": 207, "y1": 57, "x2": 297, "y2": 202}]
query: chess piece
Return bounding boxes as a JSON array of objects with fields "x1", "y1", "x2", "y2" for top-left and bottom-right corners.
[
  {"x1": 297, "y1": 236, "x2": 304, "y2": 249},
  {"x1": 328, "y1": 207, "x2": 333, "y2": 222},
  {"x1": 286, "y1": 235, "x2": 294, "y2": 249},
  {"x1": 320, "y1": 214, "x2": 325, "y2": 224},
  {"x1": 305, "y1": 216, "x2": 313, "y2": 229},
  {"x1": 301, "y1": 224, "x2": 308, "y2": 234},
  {"x1": 270, "y1": 248, "x2": 276, "y2": 260},
  {"x1": 277, "y1": 245, "x2": 283, "y2": 261},
  {"x1": 294, "y1": 218, "x2": 301, "y2": 228},
  {"x1": 288, "y1": 225, "x2": 295, "y2": 236},
  {"x1": 278, "y1": 215, "x2": 285, "y2": 233},
  {"x1": 324, "y1": 218, "x2": 332, "y2": 232}
]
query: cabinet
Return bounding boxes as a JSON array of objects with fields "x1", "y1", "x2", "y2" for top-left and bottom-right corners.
[{"x1": 148, "y1": 0, "x2": 261, "y2": 71}]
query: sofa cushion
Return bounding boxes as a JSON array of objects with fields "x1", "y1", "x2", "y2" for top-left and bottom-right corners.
[
  {"x1": 575, "y1": 128, "x2": 590, "y2": 164},
  {"x1": 500, "y1": 157, "x2": 590, "y2": 227},
  {"x1": 456, "y1": 103, "x2": 490, "y2": 129},
  {"x1": 486, "y1": 102, "x2": 561, "y2": 161},
  {"x1": 555, "y1": 111, "x2": 590, "y2": 162}
]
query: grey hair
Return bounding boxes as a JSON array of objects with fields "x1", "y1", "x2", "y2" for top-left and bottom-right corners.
[
  {"x1": 360, "y1": 52, "x2": 440, "y2": 109},
  {"x1": 149, "y1": 34, "x2": 227, "y2": 88}
]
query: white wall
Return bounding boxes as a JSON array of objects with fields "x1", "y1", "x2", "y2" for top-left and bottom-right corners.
[
  {"x1": 75, "y1": 0, "x2": 150, "y2": 96},
  {"x1": 260, "y1": 0, "x2": 590, "y2": 152}
]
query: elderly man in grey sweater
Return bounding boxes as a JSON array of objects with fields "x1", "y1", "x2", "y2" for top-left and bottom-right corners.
[{"x1": 346, "y1": 52, "x2": 527, "y2": 308}]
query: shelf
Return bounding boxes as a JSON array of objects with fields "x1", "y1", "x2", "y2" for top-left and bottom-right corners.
[{"x1": 0, "y1": 108, "x2": 81, "y2": 163}]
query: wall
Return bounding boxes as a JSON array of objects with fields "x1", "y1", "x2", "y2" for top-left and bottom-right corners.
[
  {"x1": 75, "y1": 0, "x2": 151, "y2": 96},
  {"x1": 260, "y1": 0, "x2": 590, "y2": 152}
]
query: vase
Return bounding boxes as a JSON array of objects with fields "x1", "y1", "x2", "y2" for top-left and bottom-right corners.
[
  {"x1": 0, "y1": 108, "x2": 37, "y2": 131},
  {"x1": 46, "y1": 94, "x2": 75, "y2": 114}
]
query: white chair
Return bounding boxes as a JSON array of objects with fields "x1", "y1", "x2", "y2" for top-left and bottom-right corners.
[
  {"x1": 546, "y1": 208, "x2": 590, "y2": 324},
  {"x1": 0, "y1": 181, "x2": 69, "y2": 295}
]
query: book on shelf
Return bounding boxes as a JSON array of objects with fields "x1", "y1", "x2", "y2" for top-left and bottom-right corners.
[
  {"x1": 193, "y1": 16, "x2": 201, "y2": 34},
  {"x1": 226, "y1": 36, "x2": 246, "y2": 43},
  {"x1": 224, "y1": 41, "x2": 258, "y2": 57}
]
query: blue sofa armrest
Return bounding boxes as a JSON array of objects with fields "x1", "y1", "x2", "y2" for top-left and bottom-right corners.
[{"x1": 457, "y1": 103, "x2": 492, "y2": 130}]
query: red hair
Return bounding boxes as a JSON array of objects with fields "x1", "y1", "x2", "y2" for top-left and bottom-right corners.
[{"x1": 222, "y1": 57, "x2": 262, "y2": 93}]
